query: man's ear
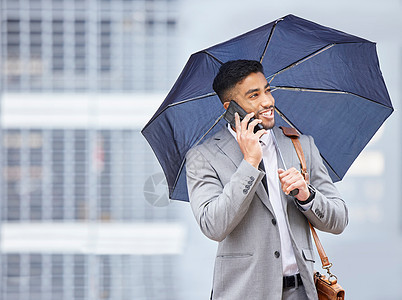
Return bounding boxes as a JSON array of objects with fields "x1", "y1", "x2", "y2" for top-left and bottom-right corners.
[{"x1": 223, "y1": 101, "x2": 230, "y2": 110}]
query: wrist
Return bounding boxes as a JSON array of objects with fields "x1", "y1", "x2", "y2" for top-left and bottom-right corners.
[
  {"x1": 296, "y1": 184, "x2": 316, "y2": 204},
  {"x1": 245, "y1": 157, "x2": 260, "y2": 169}
]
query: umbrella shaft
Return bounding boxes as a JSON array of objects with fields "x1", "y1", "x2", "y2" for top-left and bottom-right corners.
[
  {"x1": 271, "y1": 130, "x2": 299, "y2": 197},
  {"x1": 271, "y1": 130, "x2": 287, "y2": 170}
]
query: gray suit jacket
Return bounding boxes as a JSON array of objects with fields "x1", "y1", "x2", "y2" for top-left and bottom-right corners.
[{"x1": 185, "y1": 126, "x2": 348, "y2": 300}]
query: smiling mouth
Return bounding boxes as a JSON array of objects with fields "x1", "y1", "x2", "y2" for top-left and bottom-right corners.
[{"x1": 258, "y1": 107, "x2": 274, "y2": 119}]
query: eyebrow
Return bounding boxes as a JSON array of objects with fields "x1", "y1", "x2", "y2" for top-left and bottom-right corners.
[{"x1": 244, "y1": 83, "x2": 270, "y2": 96}]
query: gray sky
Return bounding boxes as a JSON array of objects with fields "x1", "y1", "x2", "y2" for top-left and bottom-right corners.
[{"x1": 180, "y1": 0, "x2": 402, "y2": 49}]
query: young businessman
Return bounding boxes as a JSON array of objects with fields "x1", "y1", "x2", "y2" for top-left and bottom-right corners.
[{"x1": 186, "y1": 60, "x2": 348, "y2": 300}]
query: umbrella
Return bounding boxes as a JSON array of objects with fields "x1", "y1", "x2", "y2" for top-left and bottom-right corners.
[{"x1": 141, "y1": 14, "x2": 393, "y2": 202}]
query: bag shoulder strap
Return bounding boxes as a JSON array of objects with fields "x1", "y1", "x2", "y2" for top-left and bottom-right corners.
[
  {"x1": 280, "y1": 126, "x2": 331, "y2": 269},
  {"x1": 279, "y1": 127, "x2": 309, "y2": 183}
]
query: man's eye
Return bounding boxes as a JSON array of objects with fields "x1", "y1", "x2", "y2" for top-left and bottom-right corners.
[{"x1": 250, "y1": 93, "x2": 258, "y2": 98}]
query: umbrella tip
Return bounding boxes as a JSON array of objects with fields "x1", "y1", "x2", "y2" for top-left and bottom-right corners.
[{"x1": 276, "y1": 17, "x2": 285, "y2": 24}]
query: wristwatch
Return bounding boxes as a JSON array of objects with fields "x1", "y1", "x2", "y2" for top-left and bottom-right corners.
[{"x1": 297, "y1": 184, "x2": 316, "y2": 205}]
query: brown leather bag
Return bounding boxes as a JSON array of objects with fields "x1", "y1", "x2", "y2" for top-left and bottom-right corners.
[
  {"x1": 314, "y1": 271, "x2": 345, "y2": 300},
  {"x1": 281, "y1": 127, "x2": 345, "y2": 300},
  {"x1": 310, "y1": 223, "x2": 345, "y2": 300}
]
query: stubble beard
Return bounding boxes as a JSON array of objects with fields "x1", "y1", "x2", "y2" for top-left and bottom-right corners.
[{"x1": 262, "y1": 120, "x2": 275, "y2": 130}]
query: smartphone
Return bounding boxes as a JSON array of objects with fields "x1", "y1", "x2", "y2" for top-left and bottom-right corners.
[{"x1": 223, "y1": 100, "x2": 264, "y2": 133}]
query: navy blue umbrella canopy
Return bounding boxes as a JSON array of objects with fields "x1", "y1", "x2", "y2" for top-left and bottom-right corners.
[{"x1": 142, "y1": 14, "x2": 393, "y2": 202}]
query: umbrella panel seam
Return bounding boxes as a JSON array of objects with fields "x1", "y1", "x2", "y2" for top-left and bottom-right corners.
[
  {"x1": 267, "y1": 44, "x2": 336, "y2": 84},
  {"x1": 272, "y1": 86, "x2": 393, "y2": 109}
]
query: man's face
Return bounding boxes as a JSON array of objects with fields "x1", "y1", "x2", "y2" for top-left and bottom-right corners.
[{"x1": 224, "y1": 71, "x2": 275, "y2": 130}]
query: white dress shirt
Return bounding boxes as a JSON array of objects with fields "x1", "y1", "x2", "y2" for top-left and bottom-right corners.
[
  {"x1": 260, "y1": 130, "x2": 299, "y2": 276},
  {"x1": 228, "y1": 126, "x2": 301, "y2": 276}
]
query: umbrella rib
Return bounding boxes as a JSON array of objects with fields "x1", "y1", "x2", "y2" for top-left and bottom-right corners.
[
  {"x1": 194, "y1": 113, "x2": 225, "y2": 147},
  {"x1": 203, "y1": 16, "x2": 286, "y2": 65},
  {"x1": 272, "y1": 86, "x2": 348, "y2": 94},
  {"x1": 271, "y1": 86, "x2": 393, "y2": 109},
  {"x1": 141, "y1": 93, "x2": 217, "y2": 133},
  {"x1": 202, "y1": 50, "x2": 224, "y2": 65},
  {"x1": 274, "y1": 106, "x2": 300, "y2": 131},
  {"x1": 268, "y1": 39, "x2": 378, "y2": 83},
  {"x1": 167, "y1": 92, "x2": 217, "y2": 107},
  {"x1": 260, "y1": 17, "x2": 284, "y2": 63},
  {"x1": 153, "y1": 93, "x2": 217, "y2": 122},
  {"x1": 267, "y1": 44, "x2": 335, "y2": 84},
  {"x1": 275, "y1": 106, "x2": 342, "y2": 181},
  {"x1": 171, "y1": 113, "x2": 225, "y2": 196}
]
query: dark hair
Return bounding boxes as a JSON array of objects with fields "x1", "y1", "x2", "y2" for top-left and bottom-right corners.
[{"x1": 212, "y1": 60, "x2": 264, "y2": 103}]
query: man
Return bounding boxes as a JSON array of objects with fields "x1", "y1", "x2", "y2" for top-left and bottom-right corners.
[{"x1": 185, "y1": 60, "x2": 348, "y2": 300}]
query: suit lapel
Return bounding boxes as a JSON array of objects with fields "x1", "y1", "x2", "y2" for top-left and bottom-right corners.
[
  {"x1": 214, "y1": 128, "x2": 243, "y2": 168},
  {"x1": 214, "y1": 128, "x2": 274, "y2": 214}
]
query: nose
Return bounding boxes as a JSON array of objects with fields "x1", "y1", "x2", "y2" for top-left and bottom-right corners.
[{"x1": 261, "y1": 91, "x2": 275, "y2": 108}]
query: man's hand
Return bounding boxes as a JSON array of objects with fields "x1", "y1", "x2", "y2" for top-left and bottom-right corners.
[
  {"x1": 277, "y1": 168, "x2": 310, "y2": 201},
  {"x1": 235, "y1": 112, "x2": 266, "y2": 169}
]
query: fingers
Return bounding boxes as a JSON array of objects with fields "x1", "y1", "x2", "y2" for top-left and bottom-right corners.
[
  {"x1": 277, "y1": 168, "x2": 305, "y2": 195},
  {"x1": 235, "y1": 112, "x2": 241, "y2": 137},
  {"x1": 234, "y1": 112, "x2": 264, "y2": 169},
  {"x1": 235, "y1": 112, "x2": 265, "y2": 134},
  {"x1": 254, "y1": 128, "x2": 267, "y2": 139},
  {"x1": 278, "y1": 167, "x2": 299, "y2": 180},
  {"x1": 277, "y1": 168, "x2": 285, "y2": 175},
  {"x1": 247, "y1": 118, "x2": 263, "y2": 133},
  {"x1": 241, "y1": 112, "x2": 254, "y2": 132},
  {"x1": 235, "y1": 112, "x2": 265, "y2": 144}
]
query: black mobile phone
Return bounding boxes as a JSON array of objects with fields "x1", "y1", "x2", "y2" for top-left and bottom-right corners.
[{"x1": 223, "y1": 100, "x2": 264, "y2": 133}]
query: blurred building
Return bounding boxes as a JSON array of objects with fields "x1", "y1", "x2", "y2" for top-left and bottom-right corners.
[
  {"x1": 0, "y1": 0, "x2": 185, "y2": 299},
  {"x1": 2, "y1": 0, "x2": 178, "y2": 92}
]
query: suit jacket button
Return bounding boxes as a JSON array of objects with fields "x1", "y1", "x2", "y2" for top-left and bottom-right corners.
[
  {"x1": 274, "y1": 251, "x2": 280, "y2": 258},
  {"x1": 245, "y1": 185, "x2": 250, "y2": 188},
  {"x1": 271, "y1": 219, "x2": 277, "y2": 226},
  {"x1": 248, "y1": 180, "x2": 253, "y2": 184},
  {"x1": 243, "y1": 189, "x2": 248, "y2": 194},
  {"x1": 250, "y1": 176, "x2": 255, "y2": 181}
]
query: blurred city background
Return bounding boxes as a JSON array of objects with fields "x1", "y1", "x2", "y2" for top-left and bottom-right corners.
[{"x1": 0, "y1": 0, "x2": 401, "y2": 299}]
